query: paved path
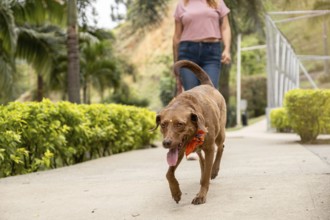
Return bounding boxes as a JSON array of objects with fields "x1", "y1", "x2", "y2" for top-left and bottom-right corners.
[{"x1": 1, "y1": 120, "x2": 330, "y2": 220}]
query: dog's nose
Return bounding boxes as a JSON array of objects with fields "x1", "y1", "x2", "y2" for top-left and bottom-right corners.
[{"x1": 162, "y1": 139, "x2": 172, "y2": 148}]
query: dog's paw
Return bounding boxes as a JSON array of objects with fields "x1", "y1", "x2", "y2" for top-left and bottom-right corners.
[
  {"x1": 172, "y1": 191, "x2": 182, "y2": 204},
  {"x1": 211, "y1": 168, "x2": 219, "y2": 179},
  {"x1": 211, "y1": 172, "x2": 218, "y2": 179},
  {"x1": 191, "y1": 195, "x2": 206, "y2": 205}
]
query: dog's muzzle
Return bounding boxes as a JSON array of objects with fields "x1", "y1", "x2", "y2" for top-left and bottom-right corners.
[{"x1": 162, "y1": 139, "x2": 172, "y2": 148}]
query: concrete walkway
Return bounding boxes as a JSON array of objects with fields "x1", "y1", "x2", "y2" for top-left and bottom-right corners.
[{"x1": 1, "y1": 119, "x2": 330, "y2": 220}]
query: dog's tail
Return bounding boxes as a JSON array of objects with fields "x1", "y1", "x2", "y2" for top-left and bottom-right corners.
[{"x1": 173, "y1": 60, "x2": 214, "y2": 94}]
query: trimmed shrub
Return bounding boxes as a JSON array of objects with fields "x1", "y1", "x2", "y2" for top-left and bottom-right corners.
[
  {"x1": 270, "y1": 108, "x2": 291, "y2": 132},
  {"x1": 0, "y1": 100, "x2": 158, "y2": 177},
  {"x1": 284, "y1": 89, "x2": 330, "y2": 143}
]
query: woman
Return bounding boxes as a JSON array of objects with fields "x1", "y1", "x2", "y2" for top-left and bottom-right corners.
[
  {"x1": 172, "y1": 0, "x2": 231, "y2": 160},
  {"x1": 172, "y1": 0, "x2": 231, "y2": 91}
]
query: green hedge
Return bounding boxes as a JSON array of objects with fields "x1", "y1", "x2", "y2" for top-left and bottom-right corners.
[
  {"x1": 270, "y1": 89, "x2": 330, "y2": 143},
  {"x1": 270, "y1": 107, "x2": 291, "y2": 132},
  {"x1": 0, "y1": 100, "x2": 158, "y2": 177}
]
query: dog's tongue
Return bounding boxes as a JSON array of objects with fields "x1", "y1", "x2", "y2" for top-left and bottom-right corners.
[{"x1": 167, "y1": 148, "x2": 178, "y2": 166}]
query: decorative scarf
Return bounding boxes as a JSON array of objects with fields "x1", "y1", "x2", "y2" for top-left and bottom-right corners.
[{"x1": 185, "y1": 130, "x2": 205, "y2": 156}]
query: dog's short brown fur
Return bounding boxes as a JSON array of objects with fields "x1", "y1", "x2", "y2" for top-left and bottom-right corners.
[{"x1": 154, "y1": 60, "x2": 226, "y2": 205}]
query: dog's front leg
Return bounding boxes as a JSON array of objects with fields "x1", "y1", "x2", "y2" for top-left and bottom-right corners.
[
  {"x1": 192, "y1": 147, "x2": 214, "y2": 205},
  {"x1": 196, "y1": 150, "x2": 205, "y2": 183},
  {"x1": 166, "y1": 151, "x2": 184, "y2": 203}
]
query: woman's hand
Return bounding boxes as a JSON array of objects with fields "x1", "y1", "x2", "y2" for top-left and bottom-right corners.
[
  {"x1": 221, "y1": 50, "x2": 231, "y2": 64},
  {"x1": 220, "y1": 15, "x2": 231, "y2": 65}
]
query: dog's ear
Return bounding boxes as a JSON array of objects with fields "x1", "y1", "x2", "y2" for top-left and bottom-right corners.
[
  {"x1": 150, "y1": 115, "x2": 161, "y2": 131},
  {"x1": 191, "y1": 113, "x2": 208, "y2": 132}
]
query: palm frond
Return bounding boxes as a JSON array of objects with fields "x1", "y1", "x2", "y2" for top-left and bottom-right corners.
[
  {"x1": 0, "y1": 53, "x2": 15, "y2": 93},
  {"x1": 16, "y1": 25, "x2": 66, "y2": 83},
  {"x1": 0, "y1": 0, "x2": 17, "y2": 55},
  {"x1": 79, "y1": 31, "x2": 100, "y2": 45},
  {"x1": 49, "y1": 54, "x2": 67, "y2": 91},
  {"x1": 91, "y1": 29, "x2": 115, "y2": 40},
  {"x1": 12, "y1": 0, "x2": 67, "y2": 27}
]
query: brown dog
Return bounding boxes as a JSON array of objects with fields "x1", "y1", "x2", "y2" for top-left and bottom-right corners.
[{"x1": 153, "y1": 60, "x2": 226, "y2": 205}]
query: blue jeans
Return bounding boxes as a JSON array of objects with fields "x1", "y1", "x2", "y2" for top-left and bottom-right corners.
[{"x1": 178, "y1": 41, "x2": 222, "y2": 90}]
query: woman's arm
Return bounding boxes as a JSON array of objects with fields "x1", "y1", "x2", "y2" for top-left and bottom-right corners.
[
  {"x1": 172, "y1": 20, "x2": 183, "y2": 62},
  {"x1": 220, "y1": 15, "x2": 231, "y2": 64}
]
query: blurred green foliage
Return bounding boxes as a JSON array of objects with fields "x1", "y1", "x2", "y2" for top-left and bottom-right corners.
[
  {"x1": 270, "y1": 89, "x2": 330, "y2": 142},
  {"x1": 0, "y1": 99, "x2": 158, "y2": 177}
]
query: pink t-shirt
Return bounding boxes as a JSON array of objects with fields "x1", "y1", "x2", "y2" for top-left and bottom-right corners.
[{"x1": 174, "y1": 0, "x2": 230, "y2": 41}]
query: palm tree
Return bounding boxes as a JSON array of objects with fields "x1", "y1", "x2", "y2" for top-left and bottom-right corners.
[
  {"x1": 67, "y1": 0, "x2": 81, "y2": 103},
  {"x1": 0, "y1": 0, "x2": 66, "y2": 103},
  {"x1": 2, "y1": 0, "x2": 128, "y2": 104},
  {"x1": 80, "y1": 31, "x2": 137, "y2": 103},
  {"x1": 81, "y1": 40, "x2": 118, "y2": 103},
  {"x1": 14, "y1": 0, "x2": 66, "y2": 101},
  {"x1": 0, "y1": 1, "x2": 18, "y2": 103},
  {"x1": 16, "y1": 25, "x2": 66, "y2": 101}
]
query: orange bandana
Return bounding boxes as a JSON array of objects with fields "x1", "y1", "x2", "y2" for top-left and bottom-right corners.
[{"x1": 185, "y1": 130, "x2": 205, "y2": 156}]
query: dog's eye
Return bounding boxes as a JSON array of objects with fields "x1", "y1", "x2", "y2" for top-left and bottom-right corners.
[
  {"x1": 175, "y1": 122, "x2": 185, "y2": 128},
  {"x1": 160, "y1": 123, "x2": 167, "y2": 129}
]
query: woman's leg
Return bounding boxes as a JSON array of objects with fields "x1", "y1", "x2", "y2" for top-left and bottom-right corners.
[
  {"x1": 178, "y1": 41, "x2": 200, "y2": 91},
  {"x1": 180, "y1": 68, "x2": 199, "y2": 90},
  {"x1": 200, "y1": 42, "x2": 222, "y2": 89},
  {"x1": 203, "y1": 62, "x2": 221, "y2": 89}
]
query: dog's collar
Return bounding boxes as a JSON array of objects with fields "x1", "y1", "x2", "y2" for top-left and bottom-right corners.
[{"x1": 185, "y1": 130, "x2": 205, "y2": 156}]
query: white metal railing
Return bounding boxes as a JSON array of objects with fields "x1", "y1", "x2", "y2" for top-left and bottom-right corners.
[
  {"x1": 236, "y1": 11, "x2": 330, "y2": 128},
  {"x1": 265, "y1": 10, "x2": 330, "y2": 129}
]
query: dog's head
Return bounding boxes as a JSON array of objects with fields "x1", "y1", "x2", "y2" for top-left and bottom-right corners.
[{"x1": 152, "y1": 106, "x2": 207, "y2": 166}]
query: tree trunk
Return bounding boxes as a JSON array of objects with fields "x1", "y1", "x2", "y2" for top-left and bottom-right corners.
[
  {"x1": 219, "y1": 64, "x2": 232, "y2": 127},
  {"x1": 219, "y1": 64, "x2": 230, "y2": 104},
  {"x1": 87, "y1": 81, "x2": 91, "y2": 104},
  {"x1": 83, "y1": 79, "x2": 87, "y2": 104},
  {"x1": 323, "y1": 19, "x2": 329, "y2": 76},
  {"x1": 37, "y1": 74, "x2": 43, "y2": 102},
  {"x1": 82, "y1": 76, "x2": 91, "y2": 104},
  {"x1": 67, "y1": 0, "x2": 81, "y2": 104}
]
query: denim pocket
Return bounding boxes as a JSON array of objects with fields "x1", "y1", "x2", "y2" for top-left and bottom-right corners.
[
  {"x1": 178, "y1": 42, "x2": 191, "y2": 53},
  {"x1": 207, "y1": 44, "x2": 221, "y2": 56},
  {"x1": 201, "y1": 43, "x2": 221, "y2": 62},
  {"x1": 179, "y1": 46, "x2": 189, "y2": 54},
  {"x1": 178, "y1": 42, "x2": 196, "y2": 60}
]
